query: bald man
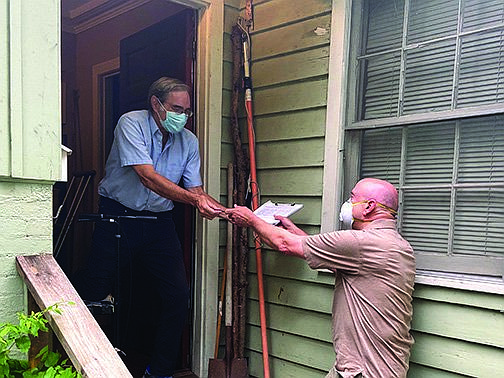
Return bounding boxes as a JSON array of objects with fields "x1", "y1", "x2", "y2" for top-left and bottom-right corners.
[{"x1": 226, "y1": 178, "x2": 415, "y2": 378}]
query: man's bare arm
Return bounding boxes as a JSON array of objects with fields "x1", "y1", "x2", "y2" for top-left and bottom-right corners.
[
  {"x1": 132, "y1": 164, "x2": 224, "y2": 219},
  {"x1": 226, "y1": 206, "x2": 306, "y2": 259}
]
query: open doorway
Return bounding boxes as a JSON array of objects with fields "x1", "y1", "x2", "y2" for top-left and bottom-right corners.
[{"x1": 59, "y1": 2, "x2": 198, "y2": 376}]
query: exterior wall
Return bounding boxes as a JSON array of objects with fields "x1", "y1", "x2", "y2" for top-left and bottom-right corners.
[
  {"x1": 220, "y1": 0, "x2": 504, "y2": 377},
  {"x1": 0, "y1": 183, "x2": 53, "y2": 323},
  {"x1": 0, "y1": 0, "x2": 60, "y2": 323},
  {"x1": 409, "y1": 285, "x2": 504, "y2": 377}
]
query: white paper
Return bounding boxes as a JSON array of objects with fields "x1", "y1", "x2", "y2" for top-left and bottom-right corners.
[{"x1": 253, "y1": 200, "x2": 304, "y2": 225}]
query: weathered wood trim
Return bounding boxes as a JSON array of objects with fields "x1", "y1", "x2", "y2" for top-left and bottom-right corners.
[
  {"x1": 320, "y1": 0, "x2": 352, "y2": 233},
  {"x1": 192, "y1": 0, "x2": 224, "y2": 376},
  {"x1": 16, "y1": 254, "x2": 132, "y2": 378}
]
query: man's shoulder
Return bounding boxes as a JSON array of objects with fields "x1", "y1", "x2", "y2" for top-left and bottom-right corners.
[{"x1": 119, "y1": 110, "x2": 149, "y2": 124}]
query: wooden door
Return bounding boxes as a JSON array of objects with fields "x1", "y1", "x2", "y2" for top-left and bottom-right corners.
[{"x1": 118, "y1": 8, "x2": 196, "y2": 373}]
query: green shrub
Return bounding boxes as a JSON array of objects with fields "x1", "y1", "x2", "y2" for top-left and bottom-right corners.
[{"x1": 0, "y1": 303, "x2": 82, "y2": 378}]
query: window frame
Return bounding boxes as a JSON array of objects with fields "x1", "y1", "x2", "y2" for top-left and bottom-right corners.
[{"x1": 320, "y1": 0, "x2": 504, "y2": 294}]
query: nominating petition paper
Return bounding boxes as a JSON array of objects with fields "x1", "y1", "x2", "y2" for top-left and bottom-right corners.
[{"x1": 253, "y1": 200, "x2": 304, "y2": 225}]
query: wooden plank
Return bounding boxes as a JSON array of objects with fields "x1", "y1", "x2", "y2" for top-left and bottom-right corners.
[
  {"x1": 224, "y1": 4, "x2": 240, "y2": 33},
  {"x1": 247, "y1": 349, "x2": 329, "y2": 378},
  {"x1": 248, "y1": 248, "x2": 334, "y2": 286},
  {"x1": 254, "y1": 108, "x2": 327, "y2": 141},
  {"x1": 256, "y1": 137, "x2": 325, "y2": 169},
  {"x1": 16, "y1": 254, "x2": 133, "y2": 378},
  {"x1": 252, "y1": 0, "x2": 332, "y2": 32},
  {"x1": 247, "y1": 300, "x2": 332, "y2": 343},
  {"x1": 0, "y1": 0, "x2": 9, "y2": 176},
  {"x1": 413, "y1": 283, "x2": 504, "y2": 311},
  {"x1": 251, "y1": 46, "x2": 330, "y2": 88},
  {"x1": 251, "y1": 14, "x2": 331, "y2": 60},
  {"x1": 248, "y1": 272, "x2": 333, "y2": 314},
  {"x1": 257, "y1": 167, "x2": 324, "y2": 196},
  {"x1": 253, "y1": 78, "x2": 328, "y2": 116},
  {"x1": 410, "y1": 331, "x2": 504, "y2": 376},
  {"x1": 246, "y1": 325, "x2": 333, "y2": 372},
  {"x1": 408, "y1": 362, "x2": 467, "y2": 378},
  {"x1": 411, "y1": 298, "x2": 504, "y2": 348}
]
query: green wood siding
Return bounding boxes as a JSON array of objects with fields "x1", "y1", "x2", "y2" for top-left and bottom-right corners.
[
  {"x1": 1, "y1": 0, "x2": 61, "y2": 181},
  {"x1": 0, "y1": 0, "x2": 60, "y2": 333},
  {"x1": 219, "y1": 0, "x2": 504, "y2": 377}
]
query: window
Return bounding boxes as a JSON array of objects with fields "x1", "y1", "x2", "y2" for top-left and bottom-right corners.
[{"x1": 347, "y1": 0, "x2": 504, "y2": 279}]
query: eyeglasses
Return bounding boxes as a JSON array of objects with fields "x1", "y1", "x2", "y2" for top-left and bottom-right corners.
[{"x1": 157, "y1": 97, "x2": 193, "y2": 118}]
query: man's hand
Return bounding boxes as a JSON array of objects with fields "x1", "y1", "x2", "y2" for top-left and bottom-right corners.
[
  {"x1": 225, "y1": 205, "x2": 255, "y2": 227},
  {"x1": 194, "y1": 194, "x2": 226, "y2": 220},
  {"x1": 275, "y1": 215, "x2": 307, "y2": 236}
]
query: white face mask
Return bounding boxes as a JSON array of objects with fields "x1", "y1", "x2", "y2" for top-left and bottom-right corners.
[{"x1": 339, "y1": 199, "x2": 354, "y2": 229}]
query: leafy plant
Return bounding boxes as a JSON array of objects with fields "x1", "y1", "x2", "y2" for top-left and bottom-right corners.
[{"x1": 0, "y1": 303, "x2": 82, "y2": 378}]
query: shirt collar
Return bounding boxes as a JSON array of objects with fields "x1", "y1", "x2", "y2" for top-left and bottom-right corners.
[{"x1": 366, "y1": 218, "x2": 397, "y2": 230}]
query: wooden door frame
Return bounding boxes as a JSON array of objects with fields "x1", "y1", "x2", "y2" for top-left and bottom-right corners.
[{"x1": 90, "y1": 1, "x2": 223, "y2": 376}]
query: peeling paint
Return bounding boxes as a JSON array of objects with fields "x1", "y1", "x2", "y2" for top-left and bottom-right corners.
[{"x1": 314, "y1": 27, "x2": 328, "y2": 36}]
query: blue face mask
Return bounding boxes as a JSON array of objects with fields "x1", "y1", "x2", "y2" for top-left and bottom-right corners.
[{"x1": 156, "y1": 98, "x2": 188, "y2": 134}]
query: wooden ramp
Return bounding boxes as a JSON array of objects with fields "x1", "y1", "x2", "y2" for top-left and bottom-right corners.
[{"x1": 16, "y1": 254, "x2": 132, "y2": 378}]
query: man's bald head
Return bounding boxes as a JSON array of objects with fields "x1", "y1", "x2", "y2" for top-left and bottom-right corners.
[{"x1": 353, "y1": 178, "x2": 398, "y2": 212}]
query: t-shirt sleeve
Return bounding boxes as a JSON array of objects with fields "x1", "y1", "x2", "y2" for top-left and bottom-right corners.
[
  {"x1": 115, "y1": 114, "x2": 153, "y2": 167},
  {"x1": 302, "y1": 230, "x2": 361, "y2": 274},
  {"x1": 181, "y1": 133, "x2": 203, "y2": 188}
]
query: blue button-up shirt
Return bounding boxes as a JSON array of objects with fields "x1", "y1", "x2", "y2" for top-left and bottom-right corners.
[{"x1": 98, "y1": 110, "x2": 202, "y2": 212}]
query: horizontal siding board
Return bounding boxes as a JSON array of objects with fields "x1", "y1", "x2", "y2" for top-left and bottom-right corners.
[
  {"x1": 411, "y1": 298, "x2": 504, "y2": 348},
  {"x1": 410, "y1": 332, "x2": 504, "y2": 376},
  {"x1": 248, "y1": 248, "x2": 333, "y2": 285},
  {"x1": 220, "y1": 142, "x2": 234, "y2": 169},
  {"x1": 256, "y1": 138, "x2": 325, "y2": 169},
  {"x1": 252, "y1": 0, "x2": 332, "y2": 32},
  {"x1": 224, "y1": 0, "x2": 241, "y2": 10},
  {"x1": 251, "y1": 46, "x2": 330, "y2": 88},
  {"x1": 413, "y1": 284, "x2": 504, "y2": 312},
  {"x1": 222, "y1": 60, "x2": 232, "y2": 90},
  {"x1": 248, "y1": 273, "x2": 333, "y2": 314},
  {"x1": 255, "y1": 108, "x2": 327, "y2": 141},
  {"x1": 224, "y1": 4, "x2": 240, "y2": 33},
  {"x1": 253, "y1": 78, "x2": 328, "y2": 116},
  {"x1": 408, "y1": 363, "x2": 468, "y2": 378},
  {"x1": 257, "y1": 167, "x2": 323, "y2": 196},
  {"x1": 248, "y1": 300, "x2": 332, "y2": 343},
  {"x1": 251, "y1": 14, "x2": 331, "y2": 60},
  {"x1": 246, "y1": 325, "x2": 334, "y2": 372},
  {"x1": 247, "y1": 349, "x2": 329, "y2": 378},
  {"x1": 223, "y1": 33, "x2": 232, "y2": 62}
]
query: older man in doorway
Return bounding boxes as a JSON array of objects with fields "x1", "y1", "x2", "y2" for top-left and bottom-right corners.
[
  {"x1": 226, "y1": 178, "x2": 415, "y2": 378},
  {"x1": 74, "y1": 77, "x2": 225, "y2": 378}
]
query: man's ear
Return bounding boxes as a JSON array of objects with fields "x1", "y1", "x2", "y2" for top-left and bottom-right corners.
[
  {"x1": 362, "y1": 199, "x2": 377, "y2": 216},
  {"x1": 150, "y1": 96, "x2": 157, "y2": 109}
]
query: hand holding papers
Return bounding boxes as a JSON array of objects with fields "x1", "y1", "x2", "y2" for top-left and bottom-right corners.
[{"x1": 253, "y1": 200, "x2": 304, "y2": 225}]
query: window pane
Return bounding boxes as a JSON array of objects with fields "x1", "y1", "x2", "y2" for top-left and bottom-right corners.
[
  {"x1": 454, "y1": 188, "x2": 504, "y2": 257},
  {"x1": 402, "y1": 191, "x2": 451, "y2": 254},
  {"x1": 361, "y1": 127, "x2": 402, "y2": 186},
  {"x1": 458, "y1": 116, "x2": 504, "y2": 183},
  {"x1": 463, "y1": 0, "x2": 504, "y2": 32},
  {"x1": 458, "y1": 30, "x2": 504, "y2": 108},
  {"x1": 403, "y1": 40, "x2": 456, "y2": 114},
  {"x1": 408, "y1": 0, "x2": 459, "y2": 44},
  {"x1": 362, "y1": 53, "x2": 401, "y2": 119},
  {"x1": 405, "y1": 122, "x2": 455, "y2": 185},
  {"x1": 366, "y1": 0, "x2": 404, "y2": 55}
]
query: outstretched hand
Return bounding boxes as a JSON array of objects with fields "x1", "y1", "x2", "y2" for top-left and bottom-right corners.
[{"x1": 225, "y1": 205, "x2": 255, "y2": 227}]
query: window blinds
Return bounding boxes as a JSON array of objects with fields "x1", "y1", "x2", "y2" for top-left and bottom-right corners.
[{"x1": 360, "y1": 116, "x2": 504, "y2": 275}]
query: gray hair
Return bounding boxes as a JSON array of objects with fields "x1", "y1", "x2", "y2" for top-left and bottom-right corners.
[{"x1": 147, "y1": 77, "x2": 190, "y2": 111}]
